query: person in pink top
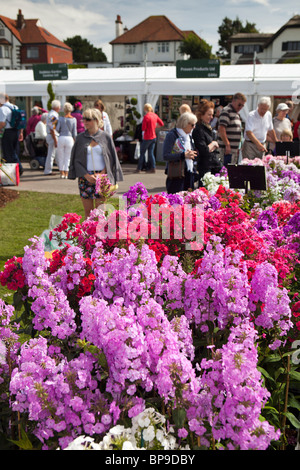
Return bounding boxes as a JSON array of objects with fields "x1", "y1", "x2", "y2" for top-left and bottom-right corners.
[
  {"x1": 293, "y1": 112, "x2": 300, "y2": 141},
  {"x1": 135, "y1": 103, "x2": 164, "y2": 173},
  {"x1": 71, "y1": 101, "x2": 85, "y2": 134},
  {"x1": 26, "y1": 106, "x2": 47, "y2": 135}
]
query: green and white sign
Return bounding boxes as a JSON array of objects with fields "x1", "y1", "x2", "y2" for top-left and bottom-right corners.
[
  {"x1": 33, "y1": 63, "x2": 68, "y2": 81},
  {"x1": 176, "y1": 59, "x2": 220, "y2": 78}
]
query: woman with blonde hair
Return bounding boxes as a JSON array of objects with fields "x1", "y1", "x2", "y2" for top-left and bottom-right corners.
[
  {"x1": 68, "y1": 108, "x2": 123, "y2": 219},
  {"x1": 94, "y1": 98, "x2": 112, "y2": 135},
  {"x1": 56, "y1": 102, "x2": 77, "y2": 178}
]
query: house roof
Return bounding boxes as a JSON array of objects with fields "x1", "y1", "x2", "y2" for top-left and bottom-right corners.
[
  {"x1": 0, "y1": 11, "x2": 71, "y2": 50},
  {"x1": 229, "y1": 15, "x2": 300, "y2": 49},
  {"x1": 229, "y1": 33, "x2": 273, "y2": 44},
  {"x1": 277, "y1": 52, "x2": 300, "y2": 63},
  {"x1": 264, "y1": 15, "x2": 300, "y2": 47},
  {"x1": 110, "y1": 15, "x2": 200, "y2": 44},
  {"x1": 0, "y1": 14, "x2": 22, "y2": 42}
]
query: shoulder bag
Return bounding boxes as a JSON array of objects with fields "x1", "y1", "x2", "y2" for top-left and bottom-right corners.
[{"x1": 167, "y1": 131, "x2": 186, "y2": 179}]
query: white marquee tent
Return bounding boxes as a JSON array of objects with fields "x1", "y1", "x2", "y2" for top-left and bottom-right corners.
[{"x1": 1, "y1": 63, "x2": 299, "y2": 119}]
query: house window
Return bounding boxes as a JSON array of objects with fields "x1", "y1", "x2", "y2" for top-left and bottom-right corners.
[
  {"x1": 282, "y1": 41, "x2": 300, "y2": 51},
  {"x1": 125, "y1": 44, "x2": 136, "y2": 55},
  {"x1": 0, "y1": 28, "x2": 5, "y2": 36},
  {"x1": 27, "y1": 46, "x2": 39, "y2": 59},
  {"x1": 0, "y1": 47, "x2": 2, "y2": 58},
  {"x1": 4, "y1": 46, "x2": 10, "y2": 58},
  {"x1": 157, "y1": 42, "x2": 169, "y2": 53},
  {"x1": 234, "y1": 44, "x2": 263, "y2": 54}
]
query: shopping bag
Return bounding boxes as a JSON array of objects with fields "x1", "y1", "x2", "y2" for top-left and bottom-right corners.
[
  {"x1": 134, "y1": 141, "x2": 140, "y2": 160},
  {"x1": 0, "y1": 163, "x2": 20, "y2": 186}
]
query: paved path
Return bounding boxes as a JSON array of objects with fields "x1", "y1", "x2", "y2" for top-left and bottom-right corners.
[{"x1": 9, "y1": 162, "x2": 167, "y2": 196}]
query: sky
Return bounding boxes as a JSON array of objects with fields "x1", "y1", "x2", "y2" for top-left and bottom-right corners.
[{"x1": 1, "y1": 0, "x2": 299, "y2": 61}]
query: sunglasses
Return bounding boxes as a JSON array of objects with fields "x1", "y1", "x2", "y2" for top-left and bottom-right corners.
[{"x1": 83, "y1": 117, "x2": 93, "y2": 121}]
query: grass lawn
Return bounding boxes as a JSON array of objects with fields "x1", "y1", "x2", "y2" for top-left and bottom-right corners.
[{"x1": 0, "y1": 190, "x2": 90, "y2": 300}]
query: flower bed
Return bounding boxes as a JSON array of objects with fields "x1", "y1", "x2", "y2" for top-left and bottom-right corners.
[{"x1": 0, "y1": 158, "x2": 300, "y2": 451}]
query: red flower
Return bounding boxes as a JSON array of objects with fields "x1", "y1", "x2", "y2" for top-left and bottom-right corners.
[{"x1": 0, "y1": 256, "x2": 26, "y2": 290}]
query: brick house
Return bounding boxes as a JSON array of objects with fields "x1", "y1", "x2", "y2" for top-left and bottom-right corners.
[
  {"x1": 0, "y1": 9, "x2": 72, "y2": 69},
  {"x1": 110, "y1": 15, "x2": 200, "y2": 67}
]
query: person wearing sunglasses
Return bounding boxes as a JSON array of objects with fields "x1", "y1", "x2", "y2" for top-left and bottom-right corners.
[
  {"x1": 163, "y1": 112, "x2": 198, "y2": 194},
  {"x1": 68, "y1": 108, "x2": 123, "y2": 219}
]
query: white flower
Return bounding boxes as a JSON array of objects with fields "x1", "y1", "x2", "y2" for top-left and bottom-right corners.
[
  {"x1": 137, "y1": 416, "x2": 150, "y2": 428},
  {"x1": 63, "y1": 435, "x2": 101, "y2": 450},
  {"x1": 122, "y1": 440, "x2": 136, "y2": 450},
  {"x1": 143, "y1": 425, "x2": 155, "y2": 442},
  {"x1": 109, "y1": 425, "x2": 126, "y2": 435}
]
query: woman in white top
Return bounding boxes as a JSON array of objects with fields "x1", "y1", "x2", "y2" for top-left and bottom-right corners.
[
  {"x1": 94, "y1": 99, "x2": 113, "y2": 135},
  {"x1": 271, "y1": 103, "x2": 292, "y2": 151},
  {"x1": 56, "y1": 102, "x2": 77, "y2": 178},
  {"x1": 68, "y1": 108, "x2": 123, "y2": 219}
]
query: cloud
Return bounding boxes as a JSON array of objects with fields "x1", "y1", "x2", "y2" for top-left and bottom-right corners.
[
  {"x1": 229, "y1": 0, "x2": 270, "y2": 5},
  {"x1": 1, "y1": 0, "x2": 299, "y2": 61},
  {"x1": 2, "y1": 0, "x2": 110, "y2": 41}
]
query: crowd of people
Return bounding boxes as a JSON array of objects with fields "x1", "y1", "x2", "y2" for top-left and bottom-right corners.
[
  {"x1": 1, "y1": 91, "x2": 299, "y2": 207},
  {"x1": 0, "y1": 94, "x2": 121, "y2": 219},
  {"x1": 161, "y1": 94, "x2": 300, "y2": 194}
]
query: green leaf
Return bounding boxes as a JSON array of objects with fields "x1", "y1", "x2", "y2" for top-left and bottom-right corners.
[
  {"x1": 257, "y1": 366, "x2": 275, "y2": 384},
  {"x1": 288, "y1": 395, "x2": 300, "y2": 412},
  {"x1": 263, "y1": 354, "x2": 282, "y2": 363},
  {"x1": 283, "y1": 412, "x2": 300, "y2": 429},
  {"x1": 172, "y1": 407, "x2": 186, "y2": 428},
  {"x1": 289, "y1": 370, "x2": 300, "y2": 382},
  {"x1": 9, "y1": 428, "x2": 33, "y2": 450},
  {"x1": 263, "y1": 406, "x2": 279, "y2": 416},
  {"x1": 13, "y1": 291, "x2": 24, "y2": 311}
]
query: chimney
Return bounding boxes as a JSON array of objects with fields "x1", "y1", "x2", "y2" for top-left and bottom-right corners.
[
  {"x1": 115, "y1": 15, "x2": 123, "y2": 37},
  {"x1": 16, "y1": 9, "x2": 25, "y2": 30}
]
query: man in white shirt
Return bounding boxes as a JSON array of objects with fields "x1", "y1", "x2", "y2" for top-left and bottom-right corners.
[
  {"x1": 0, "y1": 93, "x2": 23, "y2": 173},
  {"x1": 44, "y1": 100, "x2": 61, "y2": 175},
  {"x1": 242, "y1": 96, "x2": 277, "y2": 159}
]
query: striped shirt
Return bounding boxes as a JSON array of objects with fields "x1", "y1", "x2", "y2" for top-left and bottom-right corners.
[{"x1": 217, "y1": 103, "x2": 242, "y2": 150}]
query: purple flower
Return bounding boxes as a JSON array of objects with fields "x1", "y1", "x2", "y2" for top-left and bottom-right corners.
[
  {"x1": 185, "y1": 320, "x2": 280, "y2": 450},
  {"x1": 178, "y1": 427, "x2": 188, "y2": 438},
  {"x1": 283, "y1": 212, "x2": 300, "y2": 236},
  {"x1": 254, "y1": 209, "x2": 278, "y2": 231},
  {"x1": 123, "y1": 183, "x2": 149, "y2": 206}
]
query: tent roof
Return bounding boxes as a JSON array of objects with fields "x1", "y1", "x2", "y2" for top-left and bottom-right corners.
[{"x1": 0, "y1": 63, "x2": 299, "y2": 97}]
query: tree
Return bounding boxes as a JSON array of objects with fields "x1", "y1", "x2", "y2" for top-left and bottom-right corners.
[
  {"x1": 217, "y1": 17, "x2": 258, "y2": 60},
  {"x1": 64, "y1": 35, "x2": 107, "y2": 63},
  {"x1": 179, "y1": 33, "x2": 215, "y2": 59},
  {"x1": 47, "y1": 82, "x2": 55, "y2": 111}
]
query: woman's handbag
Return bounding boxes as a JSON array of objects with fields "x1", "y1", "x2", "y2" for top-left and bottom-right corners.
[
  {"x1": 208, "y1": 152, "x2": 222, "y2": 174},
  {"x1": 167, "y1": 133, "x2": 186, "y2": 179},
  {"x1": 167, "y1": 159, "x2": 185, "y2": 179}
]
